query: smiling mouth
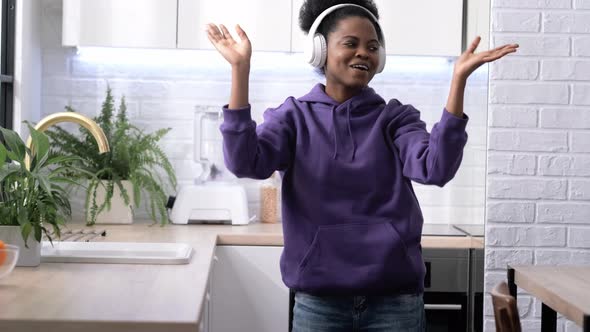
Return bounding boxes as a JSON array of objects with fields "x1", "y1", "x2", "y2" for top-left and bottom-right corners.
[{"x1": 350, "y1": 64, "x2": 369, "y2": 71}]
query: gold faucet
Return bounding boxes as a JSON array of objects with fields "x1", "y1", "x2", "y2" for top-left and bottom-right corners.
[{"x1": 25, "y1": 112, "x2": 110, "y2": 170}]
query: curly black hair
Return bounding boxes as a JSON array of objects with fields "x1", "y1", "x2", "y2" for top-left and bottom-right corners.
[{"x1": 298, "y1": 0, "x2": 383, "y2": 43}]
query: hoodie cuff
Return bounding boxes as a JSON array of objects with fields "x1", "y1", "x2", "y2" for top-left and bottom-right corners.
[
  {"x1": 441, "y1": 107, "x2": 469, "y2": 131},
  {"x1": 221, "y1": 104, "x2": 255, "y2": 132}
]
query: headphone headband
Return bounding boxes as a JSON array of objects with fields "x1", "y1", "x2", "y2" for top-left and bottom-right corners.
[{"x1": 307, "y1": 4, "x2": 382, "y2": 46}]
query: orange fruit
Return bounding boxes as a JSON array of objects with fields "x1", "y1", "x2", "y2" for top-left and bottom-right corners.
[{"x1": 0, "y1": 240, "x2": 6, "y2": 265}]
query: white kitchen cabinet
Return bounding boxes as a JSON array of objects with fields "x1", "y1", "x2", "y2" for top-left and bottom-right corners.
[
  {"x1": 466, "y1": 0, "x2": 491, "y2": 52},
  {"x1": 209, "y1": 245, "x2": 288, "y2": 332},
  {"x1": 63, "y1": 0, "x2": 488, "y2": 56},
  {"x1": 177, "y1": 0, "x2": 292, "y2": 51},
  {"x1": 62, "y1": 0, "x2": 177, "y2": 49},
  {"x1": 291, "y1": 0, "x2": 470, "y2": 57},
  {"x1": 375, "y1": 0, "x2": 464, "y2": 56}
]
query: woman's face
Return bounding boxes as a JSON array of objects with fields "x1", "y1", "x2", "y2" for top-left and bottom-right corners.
[{"x1": 324, "y1": 16, "x2": 381, "y2": 91}]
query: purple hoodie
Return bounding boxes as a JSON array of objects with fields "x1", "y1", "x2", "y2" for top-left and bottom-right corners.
[{"x1": 220, "y1": 83, "x2": 468, "y2": 295}]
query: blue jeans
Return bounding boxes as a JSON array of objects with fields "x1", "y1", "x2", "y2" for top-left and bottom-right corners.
[{"x1": 292, "y1": 292, "x2": 425, "y2": 332}]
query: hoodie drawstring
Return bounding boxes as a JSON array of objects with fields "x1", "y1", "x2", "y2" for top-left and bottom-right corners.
[
  {"x1": 346, "y1": 103, "x2": 356, "y2": 161},
  {"x1": 331, "y1": 103, "x2": 357, "y2": 161},
  {"x1": 331, "y1": 105, "x2": 339, "y2": 160}
]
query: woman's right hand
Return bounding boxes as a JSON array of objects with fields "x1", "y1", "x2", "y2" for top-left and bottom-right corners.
[{"x1": 206, "y1": 23, "x2": 252, "y2": 67}]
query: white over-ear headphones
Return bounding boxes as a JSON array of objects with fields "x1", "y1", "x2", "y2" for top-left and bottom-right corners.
[{"x1": 304, "y1": 3, "x2": 386, "y2": 73}]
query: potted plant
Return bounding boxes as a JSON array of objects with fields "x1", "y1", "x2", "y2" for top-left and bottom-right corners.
[
  {"x1": 46, "y1": 87, "x2": 177, "y2": 226},
  {"x1": 0, "y1": 124, "x2": 82, "y2": 266}
]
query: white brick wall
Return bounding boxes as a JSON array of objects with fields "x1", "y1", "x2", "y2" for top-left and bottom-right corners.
[
  {"x1": 493, "y1": 35, "x2": 570, "y2": 56},
  {"x1": 541, "y1": 59, "x2": 590, "y2": 80},
  {"x1": 492, "y1": 11, "x2": 541, "y2": 32},
  {"x1": 488, "y1": 154, "x2": 537, "y2": 175},
  {"x1": 490, "y1": 58, "x2": 539, "y2": 80},
  {"x1": 487, "y1": 201, "x2": 536, "y2": 222},
  {"x1": 573, "y1": 84, "x2": 590, "y2": 104},
  {"x1": 541, "y1": 108, "x2": 590, "y2": 128},
  {"x1": 573, "y1": 36, "x2": 590, "y2": 56},
  {"x1": 543, "y1": 12, "x2": 590, "y2": 33},
  {"x1": 489, "y1": 106, "x2": 538, "y2": 127},
  {"x1": 487, "y1": 0, "x2": 590, "y2": 330},
  {"x1": 570, "y1": 179, "x2": 590, "y2": 198},
  {"x1": 539, "y1": 155, "x2": 590, "y2": 176}
]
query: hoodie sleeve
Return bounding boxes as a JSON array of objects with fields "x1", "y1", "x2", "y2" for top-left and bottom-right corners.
[
  {"x1": 387, "y1": 103, "x2": 469, "y2": 187},
  {"x1": 219, "y1": 102, "x2": 295, "y2": 179}
]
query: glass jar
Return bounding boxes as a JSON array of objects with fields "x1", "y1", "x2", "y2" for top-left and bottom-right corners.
[{"x1": 260, "y1": 172, "x2": 280, "y2": 223}]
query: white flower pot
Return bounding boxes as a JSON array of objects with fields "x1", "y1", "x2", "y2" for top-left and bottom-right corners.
[
  {"x1": 0, "y1": 225, "x2": 41, "y2": 267},
  {"x1": 93, "y1": 180, "x2": 134, "y2": 224}
]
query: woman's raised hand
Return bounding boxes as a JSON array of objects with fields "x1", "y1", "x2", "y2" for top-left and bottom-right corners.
[
  {"x1": 453, "y1": 36, "x2": 519, "y2": 80},
  {"x1": 206, "y1": 23, "x2": 252, "y2": 67}
]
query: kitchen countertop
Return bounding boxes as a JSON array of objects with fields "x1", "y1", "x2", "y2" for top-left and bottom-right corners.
[{"x1": 0, "y1": 223, "x2": 483, "y2": 332}]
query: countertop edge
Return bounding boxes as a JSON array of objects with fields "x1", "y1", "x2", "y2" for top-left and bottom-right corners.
[
  {"x1": 216, "y1": 232, "x2": 484, "y2": 249},
  {"x1": 0, "y1": 320, "x2": 198, "y2": 332}
]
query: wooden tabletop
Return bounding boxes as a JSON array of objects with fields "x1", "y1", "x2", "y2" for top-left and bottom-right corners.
[{"x1": 511, "y1": 265, "x2": 590, "y2": 327}]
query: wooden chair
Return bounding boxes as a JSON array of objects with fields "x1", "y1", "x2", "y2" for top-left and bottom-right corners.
[{"x1": 491, "y1": 281, "x2": 522, "y2": 332}]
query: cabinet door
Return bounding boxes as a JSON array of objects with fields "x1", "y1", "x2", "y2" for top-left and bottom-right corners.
[
  {"x1": 210, "y1": 245, "x2": 288, "y2": 332},
  {"x1": 178, "y1": 0, "x2": 292, "y2": 51},
  {"x1": 62, "y1": 0, "x2": 177, "y2": 48},
  {"x1": 375, "y1": 0, "x2": 464, "y2": 56},
  {"x1": 466, "y1": 0, "x2": 490, "y2": 52}
]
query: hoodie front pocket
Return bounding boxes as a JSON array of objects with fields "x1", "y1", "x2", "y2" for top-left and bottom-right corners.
[{"x1": 297, "y1": 221, "x2": 419, "y2": 293}]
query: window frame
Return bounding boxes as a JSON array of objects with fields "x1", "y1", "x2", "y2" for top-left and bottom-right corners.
[{"x1": 1, "y1": 0, "x2": 16, "y2": 130}]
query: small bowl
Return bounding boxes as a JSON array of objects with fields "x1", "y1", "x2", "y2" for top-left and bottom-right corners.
[{"x1": 0, "y1": 244, "x2": 19, "y2": 279}]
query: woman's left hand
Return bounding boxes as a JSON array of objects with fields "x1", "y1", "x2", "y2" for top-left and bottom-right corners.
[{"x1": 453, "y1": 36, "x2": 519, "y2": 80}]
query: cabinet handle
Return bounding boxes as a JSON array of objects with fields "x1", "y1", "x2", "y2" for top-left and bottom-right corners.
[{"x1": 424, "y1": 304, "x2": 462, "y2": 311}]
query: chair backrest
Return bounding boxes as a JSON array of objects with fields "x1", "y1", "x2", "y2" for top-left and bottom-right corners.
[{"x1": 491, "y1": 281, "x2": 522, "y2": 332}]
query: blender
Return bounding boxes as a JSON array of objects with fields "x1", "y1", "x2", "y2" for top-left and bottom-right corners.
[{"x1": 168, "y1": 106, "x2": 250, "y2": 225}]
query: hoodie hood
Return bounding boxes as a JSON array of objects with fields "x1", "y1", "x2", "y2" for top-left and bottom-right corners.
[{"x1": 298, "y1": 84, "x2": 386, "y2": 161}]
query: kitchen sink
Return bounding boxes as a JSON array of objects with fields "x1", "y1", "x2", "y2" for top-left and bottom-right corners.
[{"x1": 41, "y1": 241, "x2": 193, "y2": 264}]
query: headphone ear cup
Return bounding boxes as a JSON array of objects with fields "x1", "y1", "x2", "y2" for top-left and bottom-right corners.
[
  {"x1": 318, "y1": 34, "x2": 328, "y2": 68},
  {"x1": 310, "y1": 33, "x2": 327, "y2": 68},
  {"x1": 376, "y1": 46, "x2": 386, "y2": 73}
]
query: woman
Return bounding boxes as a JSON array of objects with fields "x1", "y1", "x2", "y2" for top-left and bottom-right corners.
[{"x1": 206, "y1": 0, "x2": 517, "y2": 330}]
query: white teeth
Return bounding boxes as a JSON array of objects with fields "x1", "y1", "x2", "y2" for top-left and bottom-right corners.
[{"x1": 351, "y1": 64, "x2": 369, "y2": 71}]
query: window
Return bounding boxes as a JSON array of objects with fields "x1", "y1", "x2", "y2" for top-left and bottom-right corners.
[{"x1": 1, "y1": 0, "x2": 15, "y2": 130}]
